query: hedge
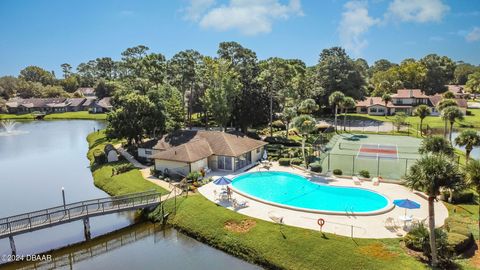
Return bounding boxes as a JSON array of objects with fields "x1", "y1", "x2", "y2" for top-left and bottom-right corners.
[
  {"x1": 333, "y1": 169, "x2": 343, "y2": 175},
  {"x1": 278, "y1": 158, "x2": 291, "y2": 166},
  {"x1": 309, "y1": 162, "x2": 322, "y2": 173},
  {"x1": 264, "y1": 136, "x2": 301, "y2": 146},
  {"x1": 447, "y1": 232, "x2": 472, "y2": 254},
  {"x1": 359, "y1": 170, "x2": 370, "y2": 178},
  {"x1": 290, "y1": 158, "x2": 303, "y2": 165},
  {"x1": 441, "y1": 190, "x2": 475, "y2": 204}
]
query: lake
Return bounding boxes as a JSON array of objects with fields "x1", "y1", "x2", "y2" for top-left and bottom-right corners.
[{"x1": 0, "y1": 120, "x2": 260, "y2": 270}]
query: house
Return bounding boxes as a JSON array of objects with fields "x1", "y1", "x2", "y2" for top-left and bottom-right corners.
[
  {"x1": 445, "y1": 85, "x2": 468, "y2": 99},
  {"x1": 428, "y1": 94, "x2": 468, "y2": 115},
  {"x1": 142, "y1": 130, "x2": 267, "y2": 177},
  {"x1": 104, "y1": 144, "x2": 119, "y2": 163},
  {"x1": 6, "y1": 98, "x2": 86, "y2": 114},
  {"x1": 91, "y1": 97, "x2": 113, "y2": 113},
  {"x1": 75, "y1": 87, "x2": 96, "y2": 98},
  {"x1": 356, "y1": 88, "x2": 468, "y2": 116}
]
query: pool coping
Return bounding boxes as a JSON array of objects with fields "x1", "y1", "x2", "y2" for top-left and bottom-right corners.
[{"x1": 230, "y1": 171, "x2": 395, "y2": 216}]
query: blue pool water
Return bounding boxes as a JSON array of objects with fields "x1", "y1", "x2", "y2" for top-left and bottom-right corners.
[{"x1": 232, "y1": 171, "x2": 390, "y2": 213}]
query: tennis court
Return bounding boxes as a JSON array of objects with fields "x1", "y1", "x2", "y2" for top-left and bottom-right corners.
[{"x1": 319, "y1": 134, "x2": 422, "y2": 180}]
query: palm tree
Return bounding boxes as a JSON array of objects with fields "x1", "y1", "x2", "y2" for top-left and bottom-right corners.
[
  {"x1": 455, "y1": 129, "x2": 480, "y2": 162},
  {"x1": 298, "y1": 98, "x2": 319, "y2": 115},
  {"x1": 465, "y1": 159, "x2": 480, "y2": 240},
  {"x1": 405, "y1": 154, "x2": 463, "y2": 267},
  {"x1": 381, "y1": 93, "x2": 392, "y2": 116},
  {"x1": 329, "y1": 91, "x2": 345, "y2": 132},
  {"x1": 413, "y1": 105, "x2": 431, "y2": 136},
  {"x1": 292, "y1": 115, "x2": 316, "y2": 167},
  {"x1": 281, "y1": 106, "x2": 297, "y2": 139},
  {"x1": 419, "y1": 136, "x2": 454, "y2": 156},
  {"x1": 437, "y1": 99, "x2": 457, "y2": 138},
  {"x1": 441, "y1": 106, "x2": 464, "y2": 142},
  {"x1": 340, "y1": 97, "x2": 356, "y2": 131}
]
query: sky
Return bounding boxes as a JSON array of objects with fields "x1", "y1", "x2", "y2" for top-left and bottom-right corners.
[{"x1": 0, "y1": 0, "x2": 479, "y2": 76}]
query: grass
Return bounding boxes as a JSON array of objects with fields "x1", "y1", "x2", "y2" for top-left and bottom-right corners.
[
  {"x1": 158, "y1": 195, "x2": 425, "y2": 270},
  {"x1": 86, "y1": 130, "x2": 167, "y2": 196},
  {"x1": 345, "y1": 108, "x2": 480, "y2": 129},
  {"x1": 0, "y1": 111, "x2": 107, "y2": 120}
]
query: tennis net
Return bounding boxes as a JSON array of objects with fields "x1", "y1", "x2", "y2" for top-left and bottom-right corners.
[{"x1": 338, "y1": 142, "x2": 419, "y2": 154}]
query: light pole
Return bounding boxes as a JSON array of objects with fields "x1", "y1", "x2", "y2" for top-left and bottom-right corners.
[{"x1": 61, "y1": 187, "x2": 66, "y2": 209}]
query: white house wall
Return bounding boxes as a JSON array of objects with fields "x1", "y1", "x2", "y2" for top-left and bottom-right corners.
[{"x1": 154, "y1": 159, "x2": 189, "y2": 176}]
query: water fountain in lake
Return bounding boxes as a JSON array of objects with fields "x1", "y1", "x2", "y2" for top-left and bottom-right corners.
[{"x1": 0, "y1": 120, "x2": 27, "y2": 136}]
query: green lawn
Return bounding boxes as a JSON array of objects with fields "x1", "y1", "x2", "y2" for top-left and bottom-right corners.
[
  {"x1": 346, "y1": 108, "x2": 480, "y2": 129},
  {"x1": 0, "y1": 111, "x2": 107, "y2": 120},
  {"x1": 158, "y1": 195, "x2": 425, "y2": 270},
  {"x1": 86, "y1": 130, "x2": 167, "y2": 196}
]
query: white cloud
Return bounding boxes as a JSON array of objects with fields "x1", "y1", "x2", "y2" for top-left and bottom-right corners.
[
  {"x1": 386, "y1": 0, "x2": 449, "y2": 23},
  {"x1": 338, "y1": 1, "x2": 379, "y2": 56},
  {"x1": 184, "y1": 0, "x2": 216, "y2": 21},
  {"x1": 184, "y1": 0, "x2": 303, "y2": 35},
  {"x1": 466, "y1": 27, "x2": 480, "y2": 42}
]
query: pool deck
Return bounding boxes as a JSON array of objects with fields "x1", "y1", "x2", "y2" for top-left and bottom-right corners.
[{"x1": 198, "y1": 163, "x2": 449, "y2": 239}]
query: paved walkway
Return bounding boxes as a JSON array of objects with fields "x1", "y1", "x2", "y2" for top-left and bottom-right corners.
[
  {"x1": 114, "y1": 144, "x2": 182, "y2": 195},
  {"x1": 198, "y1": 163, "x2": 449, "y2": 239}
]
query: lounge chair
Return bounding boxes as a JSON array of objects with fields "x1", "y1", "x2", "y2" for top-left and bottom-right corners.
[
  {"x1": 384, "y1": 217, "x2": 398, "y2": 229},
  {"x1": 372, "y1": 177, "x2": 380, "y2": 186},
  {"x1": 232, "y1": 198, "x2": 249, "y2": 209},
  {"x1": 268, "y1": 211, "x2": 284, "y2": 224},
  {"x1": 353, "y1": 176, "x2": 361, "y2": 185}
]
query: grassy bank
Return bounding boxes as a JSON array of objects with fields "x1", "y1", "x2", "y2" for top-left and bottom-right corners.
[
  {"x1": 86, "y1": 130, "x2": 167, "y2": 196},
  {"x1": 0, "y1": 111, "x2": 107, "y2": 120},
  {"x1": 157, "y1": 195, "x2": 425, "y2": 270}
]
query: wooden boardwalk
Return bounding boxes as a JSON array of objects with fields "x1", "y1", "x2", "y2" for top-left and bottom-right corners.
[{"x1": 0, "y1": 190, "x2": 162, "y2": 239}]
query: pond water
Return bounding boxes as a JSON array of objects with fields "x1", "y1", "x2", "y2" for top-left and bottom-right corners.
[
  {"x1": 452, "y1": 131, "x2": 480, "y2": 160},
  {"x1": 0, "y1": 120, "x2": 260, "y2": 269}
]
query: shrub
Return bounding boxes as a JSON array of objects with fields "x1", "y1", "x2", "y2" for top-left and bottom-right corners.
[
  {"x1": 404, "y1": 222, "x2": 429, "y2": 251},
  {"x1": 264, "y1": 136, "x2": 301, "y2": 146},
  {"x1": 113, "y1": 163, "x2": 135, "y2": 175},
  {"x1": 404, "y1": 223, "x2": 454, "y2": 267},
  {"x1": 187, "y1": 171, "x2": 202, "y2": 181},
  {"x1": 309, "y1": 162, "x2": 322, "y2": 173},
  {"x1": 359, "y1": 170, "x2": 370, "y2": 178},
  {"x1": 290, "y1": 158, "x2": 303, "y2": 165},
  {"x1": 447, "y1": 232, "x2": 472, "y2": 254},
  {"x1": 272, "y1": 120, "x2": 286, "y2": 130},
  {"x1": 333, "y1": 169, "x2": 342, "y2": 175},
  {"x1": 278, "y1": 158, "x2": 291, "y2": 166},
  {"x1": 93, "y1": 150, "x2": 106, "y2": 165},
  {"x1": 306, "y1": 155, "x2": 317, "y2": 164},
  {"x1": 246, "y1": 131, "x2": 261, "y2": 140},
  {"x1": 442, "y1": 190, "x2": 475, "y2": 204},
  {"x1": 466, "y1": 110, "x2": 472, "y2": 116}
]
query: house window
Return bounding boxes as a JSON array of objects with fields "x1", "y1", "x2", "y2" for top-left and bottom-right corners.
[
  {"x1": 360, "y1": 107, "x2": 367, "y2": 112},
  {"x1": 397, "y1": 100, "x2": 403, "y2": 104},
  {"x1": 378, "y1": 108, "x2": 384, "y2": 113},
  {"x1": 370, "y1": 108, "x2": 377, "y2": 113},
  {"x1": 145, "y1": 150, "x2": 152, "y2": 155},
  {"x1": 217, "y1": 156, "x2": 232, "y2": 170},
  {"x1": 235, "y1": 152, "x2": 252, "y2": 171}
]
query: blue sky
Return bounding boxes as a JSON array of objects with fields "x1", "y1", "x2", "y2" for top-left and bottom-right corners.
[{"x1": 0, "y1": 0, "x2": 479, "y2": 76}]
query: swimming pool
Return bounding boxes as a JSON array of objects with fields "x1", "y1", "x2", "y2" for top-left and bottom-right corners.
[{"x1": 231, "y1": 171, "x2": 392, "y2": 215}]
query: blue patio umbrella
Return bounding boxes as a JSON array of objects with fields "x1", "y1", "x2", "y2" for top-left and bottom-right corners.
[
  {"x1": 213, "y1": 176, "x2": 232, "y2": 185},
  {"x1": 393, "y1": 199, "x2": 420, "y2": 216}
]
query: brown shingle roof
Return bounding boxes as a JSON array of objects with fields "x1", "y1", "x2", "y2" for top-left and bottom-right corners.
[
  {"x1": 392, "y1": 89, "x2": 429, "y2": 98},
  {"x1": 429, "y1": 94, "x2": 467, "y2": 108},
  {"x1": 152, "y1": 130, "x2": 267, "y2": 158},
  {"x1": 153, "y1": 138, "x2": 213, "y2": 163},
  {"x1": 355, "y1": 97, "x2": 394, "y2": 108},
  {"x1": 97, "y1": 97, "x2": 112, "y2": 109},
  {"x1": 76, "y1": 87, "x2": 95, "y2": 96}
]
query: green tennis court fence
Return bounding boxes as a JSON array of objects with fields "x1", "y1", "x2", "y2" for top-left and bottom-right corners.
[{"x1": 319, "y1": 152, "x2": 419, "y2": 180}]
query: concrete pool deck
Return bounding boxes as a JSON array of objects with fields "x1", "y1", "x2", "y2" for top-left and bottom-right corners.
[{"x1": 198, "y1": 163, "x2": 449, "y2": 239}]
